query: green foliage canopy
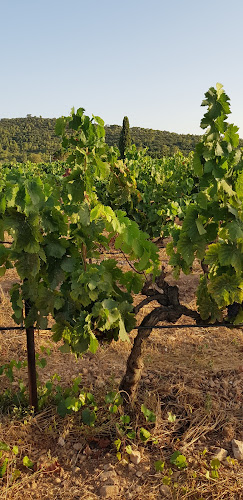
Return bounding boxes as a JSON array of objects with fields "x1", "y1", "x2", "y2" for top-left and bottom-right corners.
[
  {"x1": 167, "y1": 84, "x2": 243, "y2": 323},
  {"x1": 0, "y1": 109, "x2": 159, "y2": 356}
]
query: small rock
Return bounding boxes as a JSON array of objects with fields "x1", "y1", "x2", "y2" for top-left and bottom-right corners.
[
  {"x1": 103, "y1": 464, "x2": 114, "y2": 471},
  {"x1": 96, "y1": 378, "x2": 105, "y2": 388},
  {"x1": 213, "y1": 447, "x2": 228, "y2": 461},
  {"x1": 73, "y1": 442, "x2": 82, "y2": 451},
  {"x1": 128, "y1": 463, "x2": 135, "y2": 472},
  {"x1": 55, "y1": 477, "x2": 62, "y2": 484},
  {"x1": 99, "y1": 470, "x2": 118, "y2": 484},
  {"x1": 58, "y1": 437, "x2": 65, "y2": 447},
  {"x1": 99, "y1": 485, "x2": 119, "y2": 497},
  {"x1": 136, "y1": 470, "x2": 143, "y2": 478},
  {"x1": 83, "y1": 444, "x2": 92, "y2": 456},
  {"x1": 74, "y1": 467, "x2": 81, "y2": 474},
  {"x1": 222, "y1": 424, "x2": 235, "y2": 441},
  {"x1": 232, "y1": 439, "x2": 243, "y2": 460},
  {"x1": 160, "y1": 484, "x2": 171, "y2": 497},
  {"x1": 130, "y1": 450, "x2": 141, "y2": 465}
]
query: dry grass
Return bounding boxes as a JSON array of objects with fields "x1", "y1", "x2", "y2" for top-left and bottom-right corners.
[{"x1": 0, "y1": 255, "x2": 243, "y2": 499}]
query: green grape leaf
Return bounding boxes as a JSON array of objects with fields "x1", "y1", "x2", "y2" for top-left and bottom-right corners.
[
  {"x1": 61, "y1": 256, "x2": 76, "y2": 272},
  {"x1": 219, "y1": 179, "x2": 235, "y2": 196},
  {"x1": 177, "y1": 233, "x2": 194, "y2": 265},
  {"x1": 89, "y1": 332, "x2": 99, "y2": 353},
  {"x1": 226, "y1": 221, "x2": 243, "y2": 241},
  {"x1": 23, "y1": 456, "x2": 34, "y2": 469},
  {"x1": 0, "y1": 458, "x2": 8, "y2": 478},
  {"x1": 218, "y1": 244, "x2": 242, "y2": 273},
  {"x1": 215, "y1": 142, "x2": 224, "y2": 156},
  {"x1": 57, "y1": 400, "x2": 68, "y2": 417},
  {"x1": 52, "y1": 323, "x2": 65, "y2": 342},
  {"x1": 140, "y1": 427, "x2": 151, "y2": 442},
  {"x1": 155, "y1": 460, "x2": 165, "y2": 472},
  {"x1": 193, "y1": 153, "x2": 203, "y2": 176},
  {"x1": 224, "y1": 124, "x2": 239, "y2": 147},
  {"x1": 196, "y1": 219, "x2": 206, "y2": 235},
  {"x1": 15, "y1": 253, "x2": 40, "y2": 278},
  {"x1": 0, "y1": 442, "x2": 10, "y2": 451},
  {"x1": 79, "y1": 202, "x2": 90, "y2": 226},
  {"x1": 170, "y1": 451, "x2": 188, "y2": 469},
  {"x1": 141, "y1": 404, "x2": 156, "y2": 422},
  {"x1": 208, "y1": 273, "x2": 243, "y2": 308},
  {"x1": 82, "y1": 408, "x2": 96, "y2": 426},
  {"x1": 197, "y1": 192, "x2": 208, "y2": 209},
  {"x1": 45, "y1": 241, "x2": 67, "y2": 258},
  {"x1": 119, "y1": 318, "x2": 130, "y2": 342},
  {"x1": 235, "y1": 172, "x2": 243, "y2": 200},
  {"x1": 197, "y1": 276, "x2": 222, "y2": 322}
]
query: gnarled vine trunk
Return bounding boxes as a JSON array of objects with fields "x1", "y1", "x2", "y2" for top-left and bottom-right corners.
[{"x1": 119, "y1": 272, "x2": 200, "y2": 403}]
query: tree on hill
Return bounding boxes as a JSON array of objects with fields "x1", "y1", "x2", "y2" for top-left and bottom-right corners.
[{"x1": 119, "y1": 116, "x2": 131, "y2": 159}]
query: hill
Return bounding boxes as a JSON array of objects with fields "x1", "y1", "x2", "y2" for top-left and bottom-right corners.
[
  {"x1": 0, "y1": 117, "x2": 58, "y2": 163},
  {"x1": 0, "y1": 116, "x2": 242, "y2": 163},
  {"x1": 105, "y1": 124, "x2": 201, "y2": 157}
]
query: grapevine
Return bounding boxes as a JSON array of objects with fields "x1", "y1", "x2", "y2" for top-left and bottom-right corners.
[
  {"x1": 167, "y1": 83, "x2": 243, "y2": 323},
  {"x1": 0, "y1": 108, "x2": 159, "y2": 408}
]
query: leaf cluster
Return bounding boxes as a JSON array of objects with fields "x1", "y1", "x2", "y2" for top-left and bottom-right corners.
[
  {"x1": 168, "y1": 84, "x2": 243, "y2": 322},
  {"x1": 0, "y1": 109, "x2": 159, "y2": 357}
]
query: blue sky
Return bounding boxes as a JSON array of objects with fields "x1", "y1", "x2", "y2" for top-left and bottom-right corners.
[{"x1": 1, "y1": 0, "x2": 243, "y2": 136}]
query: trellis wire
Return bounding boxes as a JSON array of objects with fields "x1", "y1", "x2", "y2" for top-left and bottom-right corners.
[{"x1": 0, "y1": 323, "x2": 242, "y2": 332}]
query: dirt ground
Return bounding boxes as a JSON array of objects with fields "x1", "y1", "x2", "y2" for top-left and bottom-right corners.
[{"x1": 0, "y1": 250, "x2": 243, "y2": 499}]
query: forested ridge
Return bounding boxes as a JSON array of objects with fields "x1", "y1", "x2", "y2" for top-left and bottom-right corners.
[
  {"x1": 105, "y1": 124, "x2": 201, "y2": 157},
  {"x1": 0, "y1": 115, "x2": 226, "y2": 163},
  {"x1": 0, "y1": 117, "x2": 59, "y2": 163}
]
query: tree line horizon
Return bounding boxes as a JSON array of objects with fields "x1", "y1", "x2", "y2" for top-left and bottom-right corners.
[{"x1": 0, "y1": 114, "x2": 222, "y2": 164}]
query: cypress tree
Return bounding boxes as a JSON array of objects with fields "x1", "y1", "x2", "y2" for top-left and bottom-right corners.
[{"x1": 119, "y1": 116, "x2": 131, "y2": 159}]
